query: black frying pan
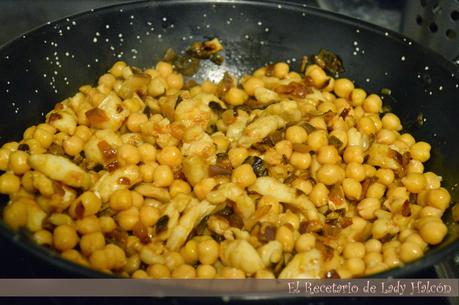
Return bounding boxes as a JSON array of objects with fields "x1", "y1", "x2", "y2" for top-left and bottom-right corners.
[{"x1": 0, "y1": 0, "x2": 458, "y2": 280}]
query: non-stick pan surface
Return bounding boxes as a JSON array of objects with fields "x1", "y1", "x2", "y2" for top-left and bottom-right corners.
[{"x1": 0, "y1": 0, "x2": 458, "y2": 280}]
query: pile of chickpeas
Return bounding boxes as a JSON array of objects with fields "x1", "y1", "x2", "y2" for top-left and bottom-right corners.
[{"x1": 0, "y1": 54, "x2": 452, "y2": 279}]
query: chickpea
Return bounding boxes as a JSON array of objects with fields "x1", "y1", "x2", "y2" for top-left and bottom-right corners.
[
  {"x1": 166, "y1": 73, "x2": 184, "y2": 90},
  {"x1": 172, "y1": 264, "x2": 196, "y2": 279},
  {"x1": 317, "y1": 145, "x2": 340, "y2": 164},
  {"x1": 63, "y1": 136, "x2": 84, "y2": 156},
  {"x1": 357, "y1": 198, "x2": 380, "y2": 220},
  {"x1": 148, "y1": 77, "x2": 167, "y2": 97},
  {"x1": 194, "y1": 178, "x2": 217, "y2": 199},
  {"x1": 109, "y1": 189, "x2": 133, "y2": 211},
  {"x1": 118, "y1": 144, "x2": 141, "y2": 165},
  {"x1": 376, "y1": 129, "x2": 398, "y2": 144},
  {"x1": 424, "y1": 172, "x2": 441, "y2": 190},
  {"x1": 351, "y1": 88, "x2": 367, "y2": 106},
  {"x1": 365, "y1": 239, "x2": 382, "y2": 253},
  {"x1": 276, "y1": 225, "x2": 294, "y2": 252},
  {"x1": 310, "y1": 183, "x2": 329, "y2": 207},
  {"x1": 343, "y1": 242, "x2": 366, "y2": 259},
  {"x1": 169, "y1": 179, "x2": 192, "y2": 197},
  {"x1": 362, "y1": 94, "x2": 382, "y2": 113},
  {"x1": 0, "y1": 173, "x2": 20, "y2": 195},
  {"x1": 127, "y1": 113, "x2": 148, "y2": 133},
  {"x1": 148, "y1": 264, "x2": 171, "y2": 279},
  {"x1": 275, "y1": 140, "x2": 293, "y2": 159},
  {"x1": 33, "y1": 230, "x2": 53, "y2": 246},
  {"x1": 381, "y1": 113, "x2": 402, "y2": 131},
  {"x1": 306, "y1": 65, "x2": 328, "y2": 88},
  {"x1": 80, "y1": 232, "x2": 105, "y2": 256},
  {"x1": 197, "y1": 239, "x2": 219, "y2": 265},
  {"x1": 345, "y1": 257, "x2": 365, "y2": 276},
  {"x1": 157, "y1": 146, "x2": 182, "y2": 168},
  {"x1": 243, "y1": 77, "x2": 264, "y2": 96},
  {"x1": 376, "y1": 168, "x2": 394, "y2": 186},
  {"x1": 75, "y1": 216, "x2": 100, "y2": 234},
  {"x1": 290, "y1": 152, "x2": 312, "y2": 170},
  {"x1": 53, "y1": 225, "x2": 79, "y2": 252},
  {"x1": 33, "y1": 127, "x2": 53, "y2": 148},
  {"x1": 334, "y1": 78, "x2": 354, "y2": 98},
  {"x1": 196, "y1": 264, "x2": 217, "y2": 279},
  {"x1": 139, "y1": 206, "x2": 160, "y2": 227},
  {"x1": 406, "y1": 160, "x2": 424, "y2": 174},
  {"x1": 156, "y1": 61, "x2": 173, "y2": 77},
  {"x1": 132, "y1": 270, "x2": 150, "y2": 279},
  {"x1": 74, "y1": 125, "x2": 92, "y2": 142},
  {"x1": 228, "y1": 147, "x2": 248, "y2": 167},
  {"x1": 342, "y1": 178, "x2": 362, "y2": 200},
  {"x1": 345, "y1": 162, "x2": 366, "y2": 181},
  {"x1": 109, "y1": 61, "x2": 127, "y2": 77},
  {"x1": 426, "y1": 188, "x2": 450, "y2": 211},
  {"x1": 232, "y1": 164, "x2": 257, "y2": 188},
  {"x1": 138, "y1": 143, "x2": 156, "y2": 163},
  {"x1": 366, "y1": 182, "x2": 386, "y2": 199},
  {"x1": 224, "y1": 88, "x2": 248, "y2": 106},
  {"x1": 292, "y1": 178, "x2": 313, "y2": 195},
  {"x1": 295, "y1": 233, "x2": 316, "y2": 253},
  {"x1": 220, "y1": 267, "x2": 246, "y2": 279},
  {"x1": 181, "y1": 240, "x2": 199, "y2": 265},
  {"x1": 153, "y1": 165, "x2": 174, "y2": 187},
  {"x1": 399, "y1": 241, "x2": 423, "y2": 263},
  {"x1": 140, "y1": 162, "x2": 156, "y2": 183},
  {"x1": 357, "y1": 117, "x2": 376, "y2": 135},
  {"x1": 317, "y1": 164, "x2": 345, "y2": 185},
  {"x1": 364, "y1": 251, "x2": 383, "y2": 268},
  {"x1": 410, "y1": 141, "x2": 431, "y2": 162},
  {"x1": 8, "y1": 151, "x2": 30, "y2": 175},
  {"x1": 307, "y1": 130, "x2": 328, "y2": 151},
  {"x1": 78, "y1": 191, "x2": 102, "y2": 216},
  {"x1": 273, "y1": 62, "x2": 289, "y2": 78},
  {"x1": 285, "y1": 126, "x2": 308, "y2": 144},
  {"x1": 402, "y1": 173, "x2": 427, "y2": 193},
  {"x1": 343, "y1": 146, "x2": 364, "y2": 164},
  {"x1": 99, "y1": 216, "x2": 116, "y2": 234}
]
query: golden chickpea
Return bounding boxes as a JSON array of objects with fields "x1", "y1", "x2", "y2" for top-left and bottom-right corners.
[
  {"x1": 345, "y1": 257, "x2": 365, "y2": 276},
  {"x1": 75, "y1": 216, "x2": 100, "y2": 234},
  {"x1": 109, "y1": 61, "x2": 127, "y2": 77},
  {"x1": 410, "y1": 141, "x2": 431, "y2": 162},
  {"x1": 362, "y1": 94, "x2": 382, "y2": 113},
  {"x1": 426, "y1": 188, "x2": 450, "y2": 211},
  {"x1": 402, "y1": 173, "x2": 427, "y2": 193},
  {"x1": 228, "y1": 147, "x2": 248, "y2": 167},
  {"x1": 152, "y1": 165, "x2": 174, "y2": 187},
  {"x1": 364, "y1": 251, "x2": 383, "y2": 268},
  {"x1": 424, "y1": 172, "x2": 441, "y2": 190},
  {"x1": 376, "y1": 129, "x2": 398, "y2": 144},
  {"x1": 317, "y1": 164, "x2": 345, "y2": 185},
  {"x1": 224, "y1": 88, "x2": 248, "y2": 106},
  {"x1": 232, "y1": 164, "x2": 257, "y2": 188},
  {"x1": 33, "y1": 230, "x2": 53, "y2": 246},
  {"x1": 118, "y1": 144, "x2": 141, "y2": 165},
  {"x1": 99, "y1": 216, "x2": 116, "y2": 233},
  {"x1": 273, "y1": 62, "x2": 289, "y2": 78},
  {"x1": 276, "y1": 225, "x2": 294, "y2": 252},
  {"x1": 148, "y1": 77, "x2": 167, "y2": 97},
  {"x1": 406, "y1": 160, "x2": 424, "y2": 174},
  {"x1": 243, "y1": 77, "x2": 264, "y2": 96},
  {"x1": 109, "y1": 189, "x2": 133, "y2": 211},
  {"x1": 33, "y1": 128, "x2": 53, "y2": 148},
  {"x1": 197, "y1": 239, "x2": 219, "y2": 265},
  {"x1": 351, "y1": 88, "x2": 367, "y2": 106},
  {"x1": 365, "y1": 239, "x2": 382, "y2": 253},
  {"x1": 137, "y1": 143, "x2": 156, "y2": 163},
  {"x1": 172, "y1": 264, "x2": 196, "y2": 279},
  {"x1": 343, "y1": 146, "x2": 364, "y2": 164},
  {"x1": 357, "y1": 116, "x2": 376, "y2": 135},
  {"x1": 286, "y1": 126, "x2": 308, "y2": 144},
  {"x1": 345, "y1": 162, "x2": 366, "y2": 181},
  {"x1": 164, "y1": 251, "x2": 185, "y2": 271},
  {"x1": 295, "y1": 233, "x2": 316, "y2": 253},
  {"x1": 80, "y1": 232, "x2": 105, "y2": 256},
  {"x1": 376, "y1": 168, "x2": 394, "y2": 186},
  {"x1": 156, "y1": 61, "x2": 173, "y2": 77},
  {"x1": 127, "y1": 113, "x2": 148, "y2": 133},
  {"x1": 0, "y1": 172, "x2": 20, "y2": 195},
  {"x1": 167, "y1": 73, "x2": 184, "y2": 90},
  {"x1": 63, "y1": 136, "x2": 84, "y2": 156},
  {"x1": 357, "y1": 198, "x2": 380, "y2": 220},
  {"x1": 53, "y1": 225, "x2": 79, "y2": 252},
  {"x1": 381, "y1": 113, "x2": 402, "y2": 131},
  {"x1": 8, "y1": 151, "x2": 30, "y2": 175},
  {"x1": 3, "y1": 200, "x2": 28, "y2": 229},
  {"x1": 342, "y1": 178, "x2": 362, "y2": 200},
  {"x1": 139, "y1": 206, "x2": 160, "y2": 227},
  {"x1": 343, "y1": 242, "x2": 366, "y2": 259},
  {"x1": 181, "y1": 240, "x2": 199, "y2": 265},
  {"x1": 290, "y1": 152, "x2": 312, "y2": 170},
  {"x1": 317, "y1": 145, "x2": 340, "y2": 164},
  {"x1": 334, "y1": 78, "x2": 354, "y2": 98},
  {"x1": 220, "y1": 267, "x2": 246, "y2": 279},
  {"x1": 194, "y1": 178, "x2": 217, "y2": 199},
  {"x1": 255, "y1": 270, "x2": 276, "y2": 279},
  {"x1": 148, "y1": 264, "x2": 171, "y2": 279},
  {"x1": 275, "y1": 140, "x2": 293, "y2": 159},
  {"x1": 363, "y1": 164, "x2": 377, "y2": 178},
  {"x1": 140, "y1": 162, "x2": 156, "y2": 183},
  {"x1": 366, "y1": 182, "x2": 386, "y2": 199},
  {"x1": 79, "y1": 191, "x2": 102, "y2": 216},
  {"x1": 169, "y1": 179, "x2": 192, "y2": 197},
  {"x1": 196, "y1": 264, "x2": 217, "y2": 279},
  {"x1": 74, "y1": 125, "x2": 91, "y2": 142},
  {"x1": 310, "y1": 183, "x2": 329, "y2": 207},
  {"x1": 307, "y1": 130, "x2": 328, "y2": 151},
  {"x1": 306, "y1": 65, "x2": 328, "y2": 88},
  {"x1": 399, "y1": 241, "x2": 423, "y2": 263},
  {"x1": 157, "y1": 146, "x2": 182, "y2": 168}
]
